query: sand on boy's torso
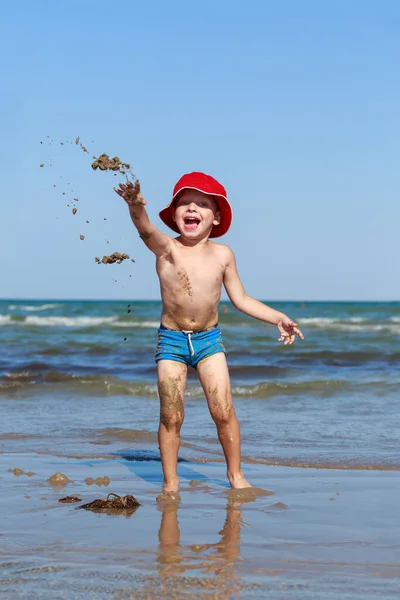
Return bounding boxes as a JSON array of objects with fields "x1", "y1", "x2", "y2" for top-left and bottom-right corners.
[{"x1": 157, "y1": 239, "x2": 228, "y2": 332}]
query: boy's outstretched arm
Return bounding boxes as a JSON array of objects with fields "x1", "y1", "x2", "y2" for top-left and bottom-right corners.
[
  {"x1": 222, "y1": 247, "x2": 304, "y2": 345},
  {"x1": 114, "y1": 181, "x2": 171, "y2": 257}
]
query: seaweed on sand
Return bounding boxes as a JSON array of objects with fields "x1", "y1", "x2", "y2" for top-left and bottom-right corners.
[{"x1": 79, "y1": 493, "x2": 141, "y2": 516}]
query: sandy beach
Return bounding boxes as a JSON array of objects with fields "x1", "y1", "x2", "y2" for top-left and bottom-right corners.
[{"x1": 2, "y1": 451, "x2": 400, "y2": 599}]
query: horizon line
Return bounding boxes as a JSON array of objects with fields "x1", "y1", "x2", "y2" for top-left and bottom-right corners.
[{"x1": 1, "y1": 298, "x2": 399, "y2": 303}]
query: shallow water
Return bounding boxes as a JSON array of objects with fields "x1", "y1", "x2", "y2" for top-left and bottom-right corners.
[{"x1": 1, "y1": 299, "x2": 399, "y2": 469}]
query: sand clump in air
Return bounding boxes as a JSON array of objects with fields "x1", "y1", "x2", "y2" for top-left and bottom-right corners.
[
  {"x1": 91, "y1": 152, "x2": 141, "y2": 201},
  {"x1": 91, "y1": 153, "x2": 131, "y2": 175},
  {"x1": 85, "y1": 146, "x2": 140, "y2": 260},
  {"x1": 76, "y1": 137, "x2": 89, "y2": 153},
  {"x1": 79, "y1": 493, "x2": 140, "y2": 516},
  {"x1": 42, "y1": 138, "x2": 137, "y2": 266},
  {"x1": 95, "y1": 252, "x2": 135, "y2": 265}
]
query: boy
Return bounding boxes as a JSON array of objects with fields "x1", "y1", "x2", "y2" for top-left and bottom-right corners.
[{"x1": 115, "y1": 172, "x2": 304, "y2": 496}]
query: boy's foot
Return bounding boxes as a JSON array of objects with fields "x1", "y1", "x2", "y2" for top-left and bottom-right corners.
[
  {"x1": 157, "y1": 479, "x2": 180, "y2": 501},
  {"x1": 228, "y1": 474, "x2": 252, "y2": 489},
  {"x1": 156, "y1": 490, "x2": 181, "y2": 503}
]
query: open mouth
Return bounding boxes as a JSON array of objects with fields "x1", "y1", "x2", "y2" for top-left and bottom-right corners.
[{"x1": 183, "y1": 216, "x2": 200, "y2": 231}]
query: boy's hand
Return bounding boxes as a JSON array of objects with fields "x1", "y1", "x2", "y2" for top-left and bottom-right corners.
[
  {"x1": 114, "y1": 181, "x2": 146, "y2": 207},
  {"x1": 277, "y1": 318, "x2": 304, "y2": 346}
]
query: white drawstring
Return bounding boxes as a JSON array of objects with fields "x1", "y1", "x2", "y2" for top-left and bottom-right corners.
[{"x1": 182, "y1": 330, "x2": 194, "y2": 356}]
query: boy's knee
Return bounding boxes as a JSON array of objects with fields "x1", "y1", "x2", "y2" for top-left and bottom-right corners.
[
  {"x1": 208, "y1": 387, "x2": 233, "y2": 426},
  {"x1": 160, "y1": 410, "x2": 184, "y2": 432},
  {"x1": 158, "y1": 375, "x2": 185, "y2": 433},
  {"x1": 211, "y1": 405, "x2": 234, "y2": 426}
]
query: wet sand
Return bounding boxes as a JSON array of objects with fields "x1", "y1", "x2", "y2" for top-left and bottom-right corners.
[{"x1": 1, "y1": 453, "x2": 400, "y2": 599}]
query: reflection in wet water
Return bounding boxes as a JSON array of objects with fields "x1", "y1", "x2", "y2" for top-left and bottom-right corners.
[{"x1": 155, "y1": 498, "x2": 251, "y2": 597}]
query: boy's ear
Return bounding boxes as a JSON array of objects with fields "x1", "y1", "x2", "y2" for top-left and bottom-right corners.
[{"x1": 213, "y1": 211, "x2": 221, "y2": 226}]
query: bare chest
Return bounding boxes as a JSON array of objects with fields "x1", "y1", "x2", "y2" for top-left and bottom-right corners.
[{"x1": 157, "y1": 250, "x2": 224, "y2": 296}]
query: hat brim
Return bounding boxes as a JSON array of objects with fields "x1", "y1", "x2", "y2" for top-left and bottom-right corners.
[{"x1": 159, "y1": 187, "x2": 232, "y2": 238}]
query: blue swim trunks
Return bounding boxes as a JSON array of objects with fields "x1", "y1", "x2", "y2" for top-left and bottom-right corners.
[{"x1": 155, "y1": 324, "x2": 225, "y2": 368}]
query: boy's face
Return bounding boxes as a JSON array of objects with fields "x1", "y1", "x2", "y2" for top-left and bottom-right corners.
[{"x1": 173, "y1": 190, "x2": 220, "y2": 238}]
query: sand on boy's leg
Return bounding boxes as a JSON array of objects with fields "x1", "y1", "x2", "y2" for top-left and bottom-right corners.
[
  {"x1": 197, "y1": 352, "x2": 251, "y2": 489},
  {"x1": 157, "y1": 360, "x2": 187, "y2": 498}
]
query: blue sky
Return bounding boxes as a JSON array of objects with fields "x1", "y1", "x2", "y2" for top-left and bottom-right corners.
[{"x1": 1, "y1": 0, "x2": 399, "y2": 300}]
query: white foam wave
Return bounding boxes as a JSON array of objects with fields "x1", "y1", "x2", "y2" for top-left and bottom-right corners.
[
  {"x1": 8, "y1": 303, "x2": 61, "y2": 311},
  {"x1": 114, "y1": 320, "x2": 159, "y2": 328},
  {"x1": 347, "y1": 317, "x2": 369, "y2": 323},
  {"x1": 0, "y1": 315, "x2": 159, "y2": 328},
  {"x1": 24, "y1": 316, "x2": 117, "y2": 327},
  {"x1": 334, "y1": 324, "x2": 400, "y2": 333},
  {"x1": 295, "y1": 317, "x2": 400, "y2": 334},
  {"x1": 298, "y1": 317, "x2": 369, "y2": 326}
]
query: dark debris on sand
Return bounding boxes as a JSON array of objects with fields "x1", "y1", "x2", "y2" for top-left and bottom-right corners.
[
  {"x1": 58, "y1": 496, "x2": 81, "y2": 503},
  {"x1": 79, "y1": 493, "x2": 141, "y2": 516}
]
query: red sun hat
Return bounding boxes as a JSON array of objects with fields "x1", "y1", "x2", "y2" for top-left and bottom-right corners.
[{"x1": 159, "y1": 172, "x2": 232, "y2": 238}]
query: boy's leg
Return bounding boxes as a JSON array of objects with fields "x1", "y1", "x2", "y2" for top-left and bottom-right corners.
[
  {"x1": 157, "y1": 359, "x2": 187, "y2": 494},
  {"x1": 196, "y1": 352, "x2": 251, "y2": 489}
]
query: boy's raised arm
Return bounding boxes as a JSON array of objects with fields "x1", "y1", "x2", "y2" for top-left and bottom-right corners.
[
  {"x1": 114, "y1": 181, "x2": 171, "y2": 257},
  {"x1": 222, "y1": 246, "x2": 304, "y2": 345}
]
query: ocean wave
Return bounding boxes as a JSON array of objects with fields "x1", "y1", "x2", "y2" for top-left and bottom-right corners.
[
  {"x1": 0, "y1": 370, "x2": 354, "y2": 398},
  {"x1": 298, "y1": 317, "x2": 400, "y2": 333},
  {"x1": 113, "y1": 320, "x2": 159, "y2": 328},
  {"x1": 290, "y1": 349, "x2": 400, "y2": 366},
  {"x1": 25, "y1": 316, "x2": 118, "y2": 327},
  {"x1": 330, "y1": 324, "x2": 400, "y2": 333},
  {"x1": 298, "y1": 317, "x2": 374, "y2": 326},
  {"x1": 1, "y1": 312, "x2": 398, "y2": 333},
  {"x1": 0, "y1": 371, "x2": 159, "y2": 395},
  {"x1": 0, "y1": 315, "x2": 160, "y2": 328},
  {"x1": 8, "y1": 303, "x2": 61, "y2": 311}
]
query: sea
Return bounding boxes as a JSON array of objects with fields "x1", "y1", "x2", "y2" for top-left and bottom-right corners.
[{"x1": 1, "y1": 299, "x2": 399, "y2": 470}]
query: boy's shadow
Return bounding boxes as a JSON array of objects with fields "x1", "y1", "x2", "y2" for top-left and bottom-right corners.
[{"x1": 116, "y1": 449, "x2": 231, "y2": 488}]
